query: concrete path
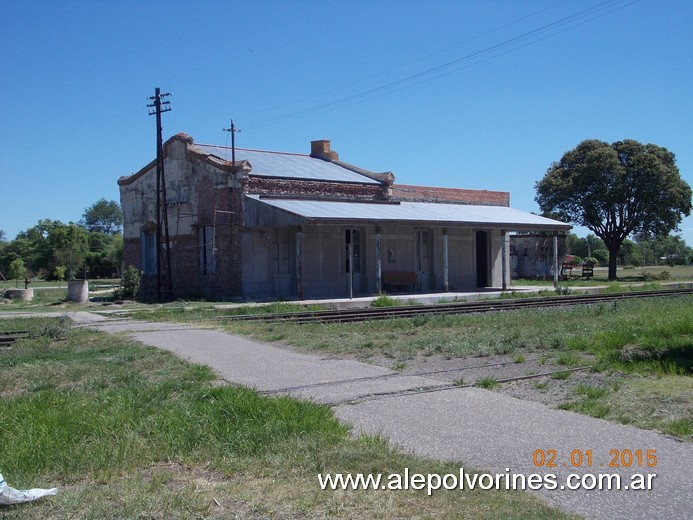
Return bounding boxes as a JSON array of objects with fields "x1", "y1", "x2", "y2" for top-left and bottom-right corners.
[{"x1": 22, "y1": 312, "x2": 693, "y2": 519}]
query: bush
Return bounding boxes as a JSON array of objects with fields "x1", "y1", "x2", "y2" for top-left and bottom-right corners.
[
  {"x1": 643, "y1": 270, "x2": 670, "y2": 281},
  {"x1": 371, "y1": 294, "x2": 401, "y2": 308},
  {"x1": 114, "y1": 265, "x2": 141, "y2": 300}
]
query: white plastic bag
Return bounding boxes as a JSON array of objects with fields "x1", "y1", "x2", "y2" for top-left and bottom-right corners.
[{"x1": 0, "y1": 472, "x2": 58, "y2": 505}]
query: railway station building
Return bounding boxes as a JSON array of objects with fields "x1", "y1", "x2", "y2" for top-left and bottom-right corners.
[{"x1": 118, "y1": 133, "x2": 570, "y2": 300}]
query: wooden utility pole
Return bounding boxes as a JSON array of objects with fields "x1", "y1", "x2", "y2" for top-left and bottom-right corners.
[
  {"x1": 147, "y1": 88, "x2": 173, "y2": 301},
  {"x1": 223, "y1": 119, "x2": 241, "y2": 163}
]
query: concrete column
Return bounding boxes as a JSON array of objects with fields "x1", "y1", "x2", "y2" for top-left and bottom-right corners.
[
  {"x1": 296, "y1": 229, "x2": 304, "y2": 300},
  {"x1": 375, "y1": 226, "x2": 382, "y2": 294},
  {"x1": 553, "y1": 234, "x2": 559, "y2": 287},
  {"x1": 442, "y1": 228, "x2": 449, "y2": 292},
  {"x1": 501, "y1": 229, "x2": 508, "y2": 291},
  {"x1": 347, "y1": 228, "x2": 354, "y2": 299}
]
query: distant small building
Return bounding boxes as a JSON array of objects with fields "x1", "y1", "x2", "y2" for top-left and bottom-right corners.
[
  {"x1": 510, "y1": 233, "x2": 568, "y2": 280},
  {"x1": 118, "y1": 133, "x2": 570, "y2": 300}
]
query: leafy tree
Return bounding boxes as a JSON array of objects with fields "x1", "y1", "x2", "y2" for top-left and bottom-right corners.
[
  {"x1": 85, "y1": 232, "x2": 123, "y2": 278},
  {"x1": 80, "y1": 199, "x2": 123, "y2": 235},
  {"x1": 617, "y1": 239, "x2": 642, "y2": 267},
  {"x1": 48, "y1": 222, "x2": 89, "y2": 279},
  {"x1": 0, "y1": 237, "x2": 32, "y2": 275},
  {"x1": 54, "y1": 265, "x2": 67, "y2": 287},
  {"x1": 8, "y1": 258, "x2": 26, "y2": 288},
  {"x1": 566, "y1": 233, "x2": 588, "y2": 258},
  {"x1": 0, "y1": 229, "x2": 6, "y2": 242},
  {"x1": 536, "y1": 139, "x2": 692, "y2": 280}
]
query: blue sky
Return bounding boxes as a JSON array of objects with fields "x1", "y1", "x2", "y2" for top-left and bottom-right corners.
[{"x1": 2, "y1": 0, "x2": 692, "y2": 244}]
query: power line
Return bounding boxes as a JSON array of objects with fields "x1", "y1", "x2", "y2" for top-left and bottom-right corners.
[
  {"x1": 242, "y1": 0, "x2": 639, "y2": 130},
  {"x1": 239, "y1": 0, "x2": 574, "y2": 122}
]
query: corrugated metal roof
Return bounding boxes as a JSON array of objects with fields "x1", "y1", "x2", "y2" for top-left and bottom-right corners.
[
  {"x1": 192, "y1": 144, "x2": 381, "y2": 184},
  {"x1": 246, "y1": 195, "x2": 571, "y2": 230}
]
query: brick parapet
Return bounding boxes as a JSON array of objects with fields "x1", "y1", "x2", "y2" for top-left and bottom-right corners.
[
  {"x1": 245, "y1": 176, "x2": 388, "y2": 200},
  {"x1": 392, "y1": 184, "x2": 510, "y2": 207}
]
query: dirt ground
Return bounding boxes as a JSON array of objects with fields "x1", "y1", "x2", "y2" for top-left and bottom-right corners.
[{"x1": 363, "y1": 352, "x2": 626, "y2": 407}]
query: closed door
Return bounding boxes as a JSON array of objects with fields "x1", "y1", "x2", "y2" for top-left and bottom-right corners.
[{"x1": 476, "y1": 230, "x2": 489, "y2": 287}]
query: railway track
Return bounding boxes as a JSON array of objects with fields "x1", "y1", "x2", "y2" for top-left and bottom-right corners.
[
  {"x1": 0, "y1": 330, "x2": 30, "y2": 346},
  {"x1": 216, "y1": 288, "x2": 693, "y2": 324}
]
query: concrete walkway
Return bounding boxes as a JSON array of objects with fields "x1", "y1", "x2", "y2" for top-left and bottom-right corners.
[{"x1": 16, "y1": 311, "x2": 693, "y2": 519}]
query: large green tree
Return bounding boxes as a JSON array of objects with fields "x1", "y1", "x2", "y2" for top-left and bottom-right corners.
[
  {"x1": 80, "y1": 199, "x2": 123, "y2": 235},
  {"x1": 536, "y1": 139, "x2": 692, "y2": 280}
]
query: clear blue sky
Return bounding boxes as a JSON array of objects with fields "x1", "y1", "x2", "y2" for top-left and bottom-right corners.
[{"x1": 2, "y1": 0, "x2": 692, "y2": 244}]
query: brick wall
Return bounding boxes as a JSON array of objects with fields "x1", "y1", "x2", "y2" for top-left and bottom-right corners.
[
  {"x1": 392, "y1": 184, "x2": 510, "y2": 207},
  {"x1": 246, "y1": 176, "x2": 387, "y2": 200}
]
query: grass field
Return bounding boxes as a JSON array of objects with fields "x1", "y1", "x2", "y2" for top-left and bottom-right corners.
[
  {"x1": 0, "y1": 317, "x2": 573, "y2": 519},
  {"x1": 514, "y1": 264, "x2": 693, "y2": 286},
  {"x1": 116, "y1": 293, "x2": 693, "y2": 440},
  {"x1": 203, "y1": 296, "x2": 691, "y2": 440},
  {"x1": 0, "y1": 279, "x2": 121, "y2": 290}
]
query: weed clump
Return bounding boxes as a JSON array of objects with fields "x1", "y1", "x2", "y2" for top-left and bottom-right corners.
[{"x1": 371, "y1": 294, "x2": 401, "y2": 308}]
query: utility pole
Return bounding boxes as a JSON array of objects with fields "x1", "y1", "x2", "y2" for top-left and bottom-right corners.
[
  {"x1": 223, "y1": 119, "x2": 241, "y2": 164},
  {"x1": 147, "y1": 87, "x2": 173, "y2": 301}
]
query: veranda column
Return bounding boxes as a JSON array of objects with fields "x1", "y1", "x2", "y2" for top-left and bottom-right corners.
[
  {"x1": 375, "y1": 226, "x2": 382, "y2": 294},
  {"x1": 442, "y1": 228, "x2": 449, "y2": 292},
  {"x1": 553, "y1": 233, "x2": 559, "y2": 287},
  {"x1": 501, "y1": 229, "x2": 508, "y2": 291},
  {"x1": 296, "y1": 227, "x2": 304, "y2": 300}
]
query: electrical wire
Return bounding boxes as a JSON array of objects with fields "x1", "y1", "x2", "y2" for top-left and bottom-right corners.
[{"x1": 242, "y1": 0, "x2": 639, "y2": 130}]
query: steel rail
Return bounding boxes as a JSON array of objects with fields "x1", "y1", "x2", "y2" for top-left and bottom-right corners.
[{"x1": 216, "y1": 288, "x2": 693, "y2": 324}]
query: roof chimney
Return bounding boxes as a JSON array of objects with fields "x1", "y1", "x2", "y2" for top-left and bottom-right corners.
[{"x1": 310, "y1": 139, "x2": 339, "y2": 161}]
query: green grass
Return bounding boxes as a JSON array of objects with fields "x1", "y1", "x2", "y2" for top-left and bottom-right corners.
[
  {"x1": 513, "y1": 264, "x2": 693, "y2": 286},
  {"x1": 533, "y1": 381, "x2": 549, "y2": 391},
  {"x1": 0, "y1": 317, "x2": 573, "y2": 519},
  {"x1": 202, "y1": 295, "x2": 691, "y2": 439},
  {"x1": 0, "y1": 278, "x2": 122, "y2": 290},
  {"x1": 561, "y1": 376, "x2": 693, "y2": 441},
  {"x1": 550, "y1": 371, "x2": 572, "y2": 380},
  {"x1": 217, "y1": 296, "x2": 692, "y2": 372},
  {"x1": 475, "y1": 377, "x2": 499, "y2": 389},
  {"x1": 127, "y1": 301, "x2": 327, "y2": 322},
  {"x1": 370, "y1": 294, "x2": 401, "y2": 307}
]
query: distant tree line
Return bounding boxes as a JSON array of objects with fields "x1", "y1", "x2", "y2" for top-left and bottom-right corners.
[
  {"x1": 0, "y1": 199, "x2": 124, "y2": 281},
  {"x1": 566, "y1": 232, "x2": 692, "y2": 268}
]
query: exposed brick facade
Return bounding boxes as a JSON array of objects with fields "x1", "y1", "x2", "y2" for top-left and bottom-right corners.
[
  {"x1": 392, "y1": 184, "x2": 510, "y2": 207},
  {"x1": 246, "y1": 176, "x2": 387, "y2": 200}
]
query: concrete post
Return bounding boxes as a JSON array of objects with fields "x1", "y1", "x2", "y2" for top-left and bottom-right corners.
[
  {"x1": 67, "y1": 280, "x2": 89, "y2": 303},
  {"x1": 442, "y1": 228, "x2": 449, "y2": 292}
]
